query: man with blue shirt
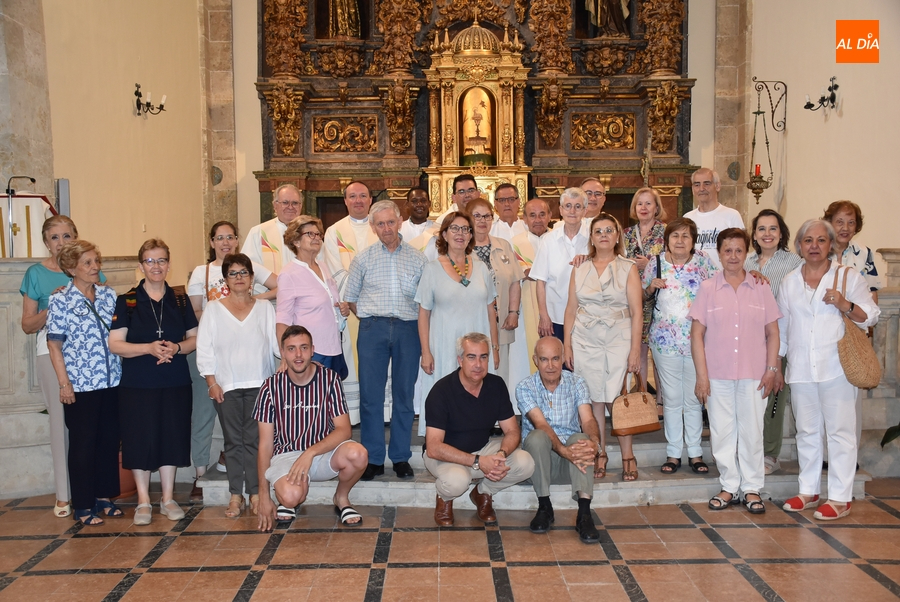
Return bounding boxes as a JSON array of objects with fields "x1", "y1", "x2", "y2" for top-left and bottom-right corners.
[
  {"x1": 344, "y1": 200, "x2": 427, "y2": 481},
  {"x1": 516, "y1": 337, "x2": 601, "y2": 543}
]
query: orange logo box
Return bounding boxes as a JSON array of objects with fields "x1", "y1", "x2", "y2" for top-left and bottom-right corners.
[{"x1": 836, "y1": 20, "x2": 879, "y2": 63}]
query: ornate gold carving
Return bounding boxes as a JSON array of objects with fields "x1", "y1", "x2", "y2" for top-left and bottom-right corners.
[
  {"x1": 570, "y1": 113, "x2": 635, "y2": 150},
  {"x1": 313, "y1": 115, "x2": 377, "y2": 153},
  {"x1": 500, "y1": 80, "x2": 512, "y2": 106},
  {"x1": 646, "y1": 81, "x2": 682, "y2": 153},
  {"x1": 444, "y1": 125, "x2": 455, "y2": 156},
  {"x1": 329, "y1": 0, "x2": 360, "y2": 38},
  {"x1": 536, "y1": 77, "x2": 568, "y2": 147},
  {"x1": 430, "y1": 180, "x2": 441, "y2": 212},
  {"x1": 598, "y1": 78, "x2": 610, "y2": 101},
  {"x1": 465, "y1": 164, "x2": 498, "y2": 177},
  {"x1": 502, "y1": 125, "x2": 512, "y2": 161},
  {"x1": 528, "y1": 0, "x2": 574, "y2": 73},
  {"x1": 382, "y1": 79, "x2": 414, "y2": 153},
  {"x1": 435, "y1": 0, "x2": 509, "y2": 32},
  {"x1": 263, "y1": 82, "x2": 304, "y2": 156},
  {"x1": 318, "y1": 42, "x2": 363, "y2": 78},
  {"x1": 628, "y1": 0, "x2": 685, "y2": 75},
  {"x1": 263, "y1": 0, "x2": 316, "y2": 77},
  {"x1": 584, "y1": 46, "x2": 627, "y2": 76},
  {"x1": 337, "y1": 83, "x2": 350, "y2": 105},
  {"x1": 514, "y1": 0, "x2": 527, "y2": 23},
  {"x1": 369, "y1": 0, "x2": 424, "y2": 75},
  {"x1": 459, "y1": 59, "x2": 497, "y2": 84},
  {"x1": 429, "y1": 127, "x2": 441, "y2": 164},
  {"x1": 442, "y1": 81, "x2": 455, "y2": 106}
]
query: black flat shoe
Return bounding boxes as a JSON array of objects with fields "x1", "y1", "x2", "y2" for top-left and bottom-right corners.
[
  {"x1": 393, "y1": 462, "x2": 414, "y2": 478},
  {"x1": 529, "y1": 508, "x2": 554, "y2": 533},
  {"x1": 361, "y1": 463, "x2": 384, "y2": 481},
  {"x1": 575, "y1": 513, "x2": 599, "y2": 544}
]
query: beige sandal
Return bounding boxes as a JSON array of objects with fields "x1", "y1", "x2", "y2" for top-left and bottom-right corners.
[
  {"x1": 225, "y1": 494, "x2": 245, "y2": 519},
  {"x1": 249, "y1": 494, "x2": 260, "y2": 516}
]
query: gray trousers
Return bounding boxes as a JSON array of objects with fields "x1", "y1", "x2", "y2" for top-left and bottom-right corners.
[
  {"x1": 37, "y1": 354, "x2": 70, "y2": 501},
  {"x1": 214, "y1": 388, "x2": 260, "y2": 496},
  {"x1": 522, "y1": 430, "x2": 594, "y2": 500},
  {"x1": 189, "y1": 353, "x2": 218, "y2": 470}
]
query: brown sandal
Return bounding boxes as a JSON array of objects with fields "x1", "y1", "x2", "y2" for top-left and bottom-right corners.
[
  {"x1": 594, "y1": 450, "x2": 608, "y2": 479},
  {"x1": 622, "y1": 457, "x2": 638, "y2": 482},
  {"x1": 224, "y1": 494, "x2": 245, "y2": 519}
]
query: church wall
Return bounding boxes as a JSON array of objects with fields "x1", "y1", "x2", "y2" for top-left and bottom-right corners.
[
  {"x1": 233, "y1": 0, "x2": 265, "y2": 238},
  {"x1": 687, "y1": 0, "x2": 716, "y2": 170},
  {"x1": 749, "y1": 0, "x2": 898, "y2": 259},
  {"x1": 42, "y1": 0, "x2": 206, "y2": 284}
]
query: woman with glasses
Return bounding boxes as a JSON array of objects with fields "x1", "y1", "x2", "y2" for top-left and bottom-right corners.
[
  {"x1": 276, "y1": 216, "x2": 349, "y2": 375},
  {"x1": 109, "y1": 239, "x2": 199, "y2": 526},
  {"x1": 469, "y1": 198, "x2": 525, "y2": 393},
  {"x1": 186, "y1": 221, "x2": 278, "y2": 502},
  {"x1": 46, "y1": 240, "x2": 122, "y2": 525},
  {"x1": 197, "y1": 253, "x2": 278, "y2": 518},
  {"x1": 564, "y1": 213, "x2": 643, "y2": 481},
  {"x1": 416, "y1": 211, "x2": 498, "y2": 434}
]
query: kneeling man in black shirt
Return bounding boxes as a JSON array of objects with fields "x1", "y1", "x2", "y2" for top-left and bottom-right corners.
[{"x1": 423, "y1": 332, "x2": 535, "y2": 527}]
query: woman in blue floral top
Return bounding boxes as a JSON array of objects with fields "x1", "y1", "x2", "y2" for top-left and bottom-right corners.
[
  {"x1": 641, "y1": 217, "x2": 717, "y2": 475},
  {"x1": 46, "y1": 240, "x2": 123, "y2": 526},
  {"x1": 623, "y1": 188, "x2": 667, "y2": 416}
]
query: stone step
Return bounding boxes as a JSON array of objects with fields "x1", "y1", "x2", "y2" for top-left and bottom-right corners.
[{"x1": 198, "y1": 459, "x2": 868, "y2": 510}]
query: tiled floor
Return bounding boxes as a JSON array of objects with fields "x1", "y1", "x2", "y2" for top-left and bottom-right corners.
[{"x1": 3, "y1": 480, "x2": 900, "y2": 601}]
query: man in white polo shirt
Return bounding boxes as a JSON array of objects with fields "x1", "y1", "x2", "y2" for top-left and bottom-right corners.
[{"x1": 684, "y1": 168, "x2": 744, "y2": 268}]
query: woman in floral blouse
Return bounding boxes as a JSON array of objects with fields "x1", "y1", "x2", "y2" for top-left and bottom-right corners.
[
  {"x1": 641, "y1": 217, "x2": 717, "y2": 475},
  {"x1": 624, "y1": 187, "x2": 667, "y2": 415}
]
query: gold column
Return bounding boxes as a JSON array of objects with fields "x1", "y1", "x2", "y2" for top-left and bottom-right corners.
[
  {"x1": 514, "y1": 83, "x2": 526, "y2": 166},
  {"x1": 428, "y1": 83, "x2": 441, "y2": 167}
]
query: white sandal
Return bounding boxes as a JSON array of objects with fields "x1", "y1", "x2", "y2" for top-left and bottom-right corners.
[
  {"x1": 53, "y1": 502, "x2": 71, "y2": 518},
  {"x1": 134, "y1": 503, "x2": 152, "y2": 526}
]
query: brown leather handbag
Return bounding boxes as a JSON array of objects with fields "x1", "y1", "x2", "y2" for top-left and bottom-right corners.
[
  {"x1": 610, "y1": 373, "x2": 661, "y2": 436},
  {"x1": 834, "y1": 266, "x2": 882, "y2": 389}
]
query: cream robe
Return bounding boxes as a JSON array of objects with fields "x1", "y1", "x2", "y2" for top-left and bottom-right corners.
[{"x1": 512, "y1": 230, "x2": 544, "y2": 374}]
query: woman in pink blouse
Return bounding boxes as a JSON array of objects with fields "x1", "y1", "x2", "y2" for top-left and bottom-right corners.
[
  {"x1": 276, "y1": 216, "x2": 350, "y2": 377},
  {"x1": 688, "y1": 228, "x2": 781, "y2": 514}
]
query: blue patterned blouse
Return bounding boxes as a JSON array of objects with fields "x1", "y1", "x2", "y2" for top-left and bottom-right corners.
[{"x1": 47, "y1": 282, "x2": 122, "y2": 392}]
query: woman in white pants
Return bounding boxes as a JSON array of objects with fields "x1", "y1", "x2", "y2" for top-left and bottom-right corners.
[
  {"x1": 778, "y1": 219, "x2": 879, "y2": 520},
  {"x1": 689, "y1": 228, "x2": 781, "y2": 514}
]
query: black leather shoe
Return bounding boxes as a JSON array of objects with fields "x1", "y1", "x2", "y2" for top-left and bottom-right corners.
[
  {"x1": 393, "y1": 462, "x2": 414, "y2": 478},
  {"x1": 575, "y1": 513, "x2": 600, "y2": 544},
  {"x1": 529, "y1": 508, "x2": 554, "y2": 533},
  {"x1": 361, "y1": 463, "x2": 384, "y2": 481}
]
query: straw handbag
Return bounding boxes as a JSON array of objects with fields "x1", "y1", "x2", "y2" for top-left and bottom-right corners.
[
  {"x1": 834, "y1": 266, "x2": 881, "y2": 389},
  {"x1": 610, "y1": 372, "x2": 661, "y2": 436}
]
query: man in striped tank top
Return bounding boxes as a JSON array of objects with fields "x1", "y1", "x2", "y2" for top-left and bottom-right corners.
[{"x1": 254, "y1": 325, "x2": 369, "y2": 531}]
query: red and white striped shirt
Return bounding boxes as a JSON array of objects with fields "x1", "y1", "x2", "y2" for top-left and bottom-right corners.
[{"x1": 252, "y1": 365, "x2": 347, "y2": 457}]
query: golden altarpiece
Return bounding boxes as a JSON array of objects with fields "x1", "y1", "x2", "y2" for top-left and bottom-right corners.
[{"x1": 254, "y1": 0, "x2": 695, "y2": 224}]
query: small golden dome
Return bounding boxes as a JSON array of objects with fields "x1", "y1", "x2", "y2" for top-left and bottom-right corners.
[{"x1": 452, "y1": 18, "x2": 500, "y2": 55}]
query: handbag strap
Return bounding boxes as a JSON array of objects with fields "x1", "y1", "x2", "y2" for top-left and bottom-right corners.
[{"x1": 619, "y1": 371, "x2": 646, "y2": 396}]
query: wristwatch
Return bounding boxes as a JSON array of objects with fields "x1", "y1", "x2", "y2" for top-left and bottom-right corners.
[{"x1": 472, "y1": 454, "x2": 480, "y2": 471}]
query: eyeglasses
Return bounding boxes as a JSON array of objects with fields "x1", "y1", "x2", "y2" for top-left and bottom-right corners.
[
  {"x1": 213, "y1": 235, "x2": 237, "y2": 242},
  {"x1": 303, "y1": 231, "x2": 324, "y2": 240},
  {"x1": 141, "y1": 258, "x2": 169, "y2": 267},
  {"x1": 454, "y1": 187, "x2": 478, "y2": 196},
  {"x1": 585, "y1": 190, "x2": 606, "y2": 197},
  {"x1": 227, "y1": 269, "x2": 250, "y2": 278},
  {"x1": 471, "y1": 213, "x2": 493, "y2": 222},
  {"x1": 593, "y1": 227, "x2": 616, "y2": 236},
  {"x1": 495, "y1": 196, "x2": 518, "y2": 204},
  {"x1": 447, "y1": 225, "x2": 472, "y2": 234},
  {"x1": 275, "y1": 200, "x2": 302, "y2": 209}
]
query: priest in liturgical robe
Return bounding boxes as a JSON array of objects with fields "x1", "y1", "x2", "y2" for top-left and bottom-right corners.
[
  {"x1": 241, "y1": 184, "x2": 303, "y2": 291},
  {"x1": 512, "y1": 199, "x2": 552, "y2": 375}
]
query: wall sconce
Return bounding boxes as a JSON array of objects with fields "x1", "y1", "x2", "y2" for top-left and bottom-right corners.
[
  {"x1": 804, "y1": 76, "x2": 839, "y2": 112},
  {"x1": 134, "y1": 83, "x2": 167, "y2": 116}
]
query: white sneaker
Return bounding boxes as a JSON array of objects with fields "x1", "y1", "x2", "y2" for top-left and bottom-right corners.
[
  {"x1": 764, "y1": 456, "x2": 781, "y2": 475},
  {"x1": 160, "y1": 499, "x2": 185, "y2": 521},
  {"x1": 216, "y1": 451, "x2": 227, "y2": 473}
]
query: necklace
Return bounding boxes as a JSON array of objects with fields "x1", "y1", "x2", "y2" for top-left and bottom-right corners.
[
  {"x1": 149, "y1": 296, "x2": 164, "y2": 338},
  {"x1": 449, "y1": 256, "x2": 470, "y2": 287}
]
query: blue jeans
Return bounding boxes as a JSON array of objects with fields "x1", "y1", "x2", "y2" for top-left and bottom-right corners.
[{"x1": 357, "y1": 317, "x2": 420, "y2": 465}]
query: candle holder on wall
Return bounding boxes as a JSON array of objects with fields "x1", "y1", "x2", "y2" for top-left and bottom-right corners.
[
  {"x1": 747, "y1": 77, "x2": 786, "y2": 204},
  {"x1": 134, "y1": 83, "x2": 167, "y2": 116}
]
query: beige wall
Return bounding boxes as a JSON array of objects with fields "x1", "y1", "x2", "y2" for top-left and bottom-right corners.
[
  {"x1": 43, "y1": 0, "x2": 205, "y2": 284},
  {"x1": 750, "y1": 0, "x2": 898, "y2": 258},
  {"x1": 687, "y1": 0, "x2": 716, "y2": 170},
  {"x1": 233, "y1": 0, "x2": 264, "y2": 235}
]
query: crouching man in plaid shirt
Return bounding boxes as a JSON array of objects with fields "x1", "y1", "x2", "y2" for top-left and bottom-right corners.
[{"x1": 254, "y1": 325, "x2": 368, "y2": 531}]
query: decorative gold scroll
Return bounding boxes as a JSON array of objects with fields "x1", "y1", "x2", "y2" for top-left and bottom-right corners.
[
  {"x1": 628, "y1": 0, "x2": 685, "y2": 75},
  {"x1": 646, "y1": 80, "x2": 682, "y2": 153},
  {"x1": 368, "y1": 0, "x2": 424, "y2": 74},
  {"x1": 312, "y1": 115, "x2": 378, "y2": 153},
  {"x1": 263, "y1": 0, "x2": 316, "y2": 77},
  {"x1": 382, "y1": 80, "x2": 414, "y2": 153},
  {"x1": 528, "y1": 0, "x2": 574, "y2": 73},
  {"x1": 262, "y1": 82, "x2": 305, "y2": 156},
  {"x1": 536, "y1": 77, "x2": 568, "y2": 147},
  {"x1": 571, "y1": 113, "x2": 635, "y2": 150}
]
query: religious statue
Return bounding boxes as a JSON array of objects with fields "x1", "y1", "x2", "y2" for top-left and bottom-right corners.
[
  {"x1": 587, "y1": 0, "x2": 629, "y2": 37},
  {"x1": 329, "y1": 0, "x2": 360, "y2": 38}
]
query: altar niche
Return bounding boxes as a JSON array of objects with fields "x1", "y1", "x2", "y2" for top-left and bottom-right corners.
[{"x1": 459, "y1": 86, "x2": 497, "y2": 167}]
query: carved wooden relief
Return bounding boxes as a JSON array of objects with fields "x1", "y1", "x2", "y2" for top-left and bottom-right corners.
[
  {"x1": 528, "y1": 0, "x2": 574, "y2": 73},
  {"x1": 263, "y1": 0, "x2": 316, "y2": 76},
  {"x1": 382, "y1": 80, "x2": 414, "y2": 153},
  {"x1": 583, "y1": 46, "x2": 628, "y2": 76},
  {"x1": 317, "y1": 42, "x2": 364, "y2": 78},
  {"x1": 628, "y1": 0, "x2": 685, "y2": 75},
  {"x1": 435, "y1": 0, "x2": 509, "y2": 31},
  {"x1": 368, "y1": 0, "x2": 424, "y2": 75},
  {"x1": 312, "y1": 115, "x2": 377, "y2": 153},
  {"x1": 647, "y1": 80, "x2": 682, "y2": 152},
  {"x1": 571, "y1": 113, "x2": 635, "y2": 150},
  {"x1": 536, "y1": 77, "x2": 568, "y2": 147},
  {"x1": 262, "y1": 82, "x2": 305, "y2": 155}
]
